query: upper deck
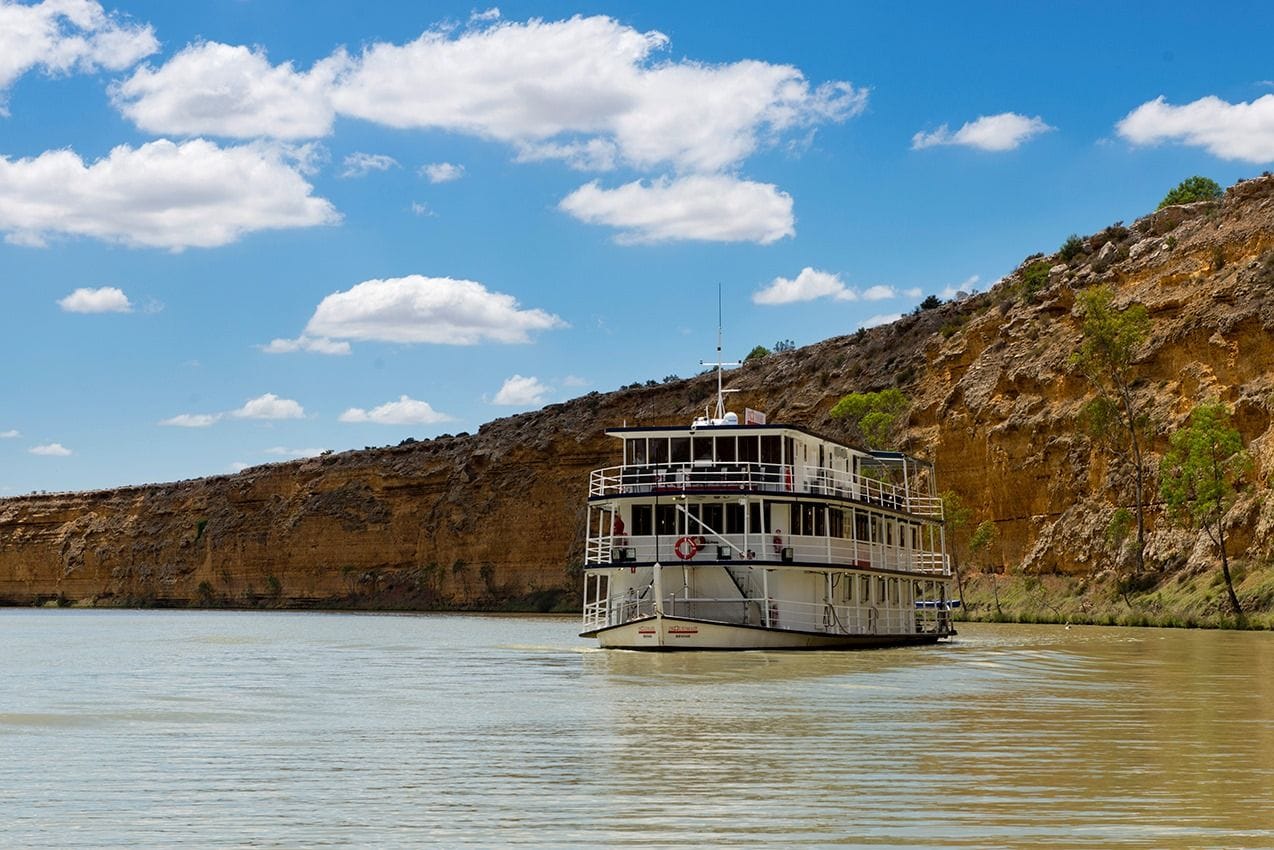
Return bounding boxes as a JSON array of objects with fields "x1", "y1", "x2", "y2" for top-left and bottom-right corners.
[{"x1": 590, "y1": 423, "x2": 943, "y2": 520}]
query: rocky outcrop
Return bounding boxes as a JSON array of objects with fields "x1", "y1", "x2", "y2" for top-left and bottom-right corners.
[{"x1": 3, "y1": 176, "x2": 1274, "y2": 613}]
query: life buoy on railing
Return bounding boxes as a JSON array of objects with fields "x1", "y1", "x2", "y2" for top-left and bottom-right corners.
[{"x1": 673, "y1": 535, "x2": 700, "y2": 560}]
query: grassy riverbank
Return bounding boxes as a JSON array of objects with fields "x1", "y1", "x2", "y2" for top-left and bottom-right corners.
[{"x1": 956, "y1": 564, "x2": 1274, "y2": 630}]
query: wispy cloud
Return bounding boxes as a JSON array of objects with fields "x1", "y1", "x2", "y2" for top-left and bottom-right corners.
[
  {"x1": 30, "y1": 442, "x2": 72, "y2": 456},
  {"x1": 420, "y1": 162, "x2": 464, "y2": 183},
  {"x1": 913, "y1": 112, "x2": 1053, "y2": 151},
  {"x1": 338, "y1": 395, "x2": 451, "y2": 425},
  {"x1": 341, "y1": 152, "x2": 399, "y2": 178}
]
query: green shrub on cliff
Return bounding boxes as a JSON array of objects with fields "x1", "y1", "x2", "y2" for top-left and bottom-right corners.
[
  {"x1": 1158, "y1": 176, "x2": 1222, "y2": 209},
  {"x1": 830, "y1": 388, "x2": 909, "y2": 449}
]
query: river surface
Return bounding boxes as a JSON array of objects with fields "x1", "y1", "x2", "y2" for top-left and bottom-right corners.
[{"x1": 1, "y1": 611, "x2": 1271, "y2": 849}]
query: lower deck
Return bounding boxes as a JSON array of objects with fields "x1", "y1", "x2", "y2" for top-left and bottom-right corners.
[{"x1": 581, "y1": 562, "x2": 955, "y2": 649}]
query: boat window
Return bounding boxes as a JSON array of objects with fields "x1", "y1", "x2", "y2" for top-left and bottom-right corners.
[
  {"x1": 760, "y1": 435, "x2": 781, "y2": 465},
  {"x1": 716, "y1": 436, "x2": 736, "y2": 462},
  {"x1": 650, "y1": 438, "x2": 669, "y2": 465},
  {"x1": 629, "y1": 438, "x2": 647, "y2": 465},
  {"x1": 655, "y1": 504, "x2": 679, "y2": 535},
  {"x1": 861, "y1": 575, "x2": 872, "y2": 603},
  {"x1": 784, "y1": 437, "x2": 795, "y2": 467},
  {"x1": 670, "y1": 437, "x2": 691, "y2": 463},
  {"x1": 886, "y1": 523, "x2": 894, "y2": 546},
  {"x1": 701, "y1": 504, "x2": 724, "y2": 534},
  {"x1": 854, "y1": 510, "x2": 868, "y2": 542},
  {"x1": 749, "y1": 501, "x2": 773, "y2": 534},
  {"x1": 878, "y1": 577, "x2": 887, "y2": 602},
  {"x1": 632, "y1": 504, "x2": 653, "y2": 535},
  {"x1": 725, "y1": 502, "x2": 745, "y2": 534},
  {"x1": 739, "y1": 436, "x2": 759, "y2": 463},
  {"x1": 870, "y1": 516, "x2": 881, "y2": 543},
  {"x1": 794, "y1": 504, "x2": 825, "y2": 537},
  {"x1": 829, "y1": 509, "x2": 845, "y2": 539},
  {"x1": 692, "y1": 436, "x2": 713, "y2": 462}
]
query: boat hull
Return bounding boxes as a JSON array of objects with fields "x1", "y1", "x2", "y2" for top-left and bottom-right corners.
[{"x1": 581, "y1": 614, "x2": 950, "y2": 651}]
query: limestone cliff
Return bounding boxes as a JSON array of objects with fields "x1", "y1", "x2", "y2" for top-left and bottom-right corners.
[{"x1": 3, "y1": 176, "x2": 1274, "y2": 616}]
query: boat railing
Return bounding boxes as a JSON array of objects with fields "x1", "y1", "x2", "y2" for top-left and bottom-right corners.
[
  {"x1": 583, "y1": 591, "x2": 922, "y2": 636},
  {"x1": 595, "y1": 533, "x2": 949, "y2": 575},
  {"x1": 589, "y1": 462, "x2": 943, "y2": 518}
]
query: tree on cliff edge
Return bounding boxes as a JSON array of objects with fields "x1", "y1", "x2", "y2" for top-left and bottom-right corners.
[
  {"x1": 1159, "y1": 402, "x2": 1250, "y2": 618},
  {"x1": 1070, "y1": 285, "x2": 1152, "y2": 577}
]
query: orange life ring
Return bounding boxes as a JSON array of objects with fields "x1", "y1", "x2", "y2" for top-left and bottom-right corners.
[{"x1": 673, "y1": 536, "x2": 700, "y2": 560}]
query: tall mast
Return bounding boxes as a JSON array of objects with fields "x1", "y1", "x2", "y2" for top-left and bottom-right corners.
[{"x1": 701, "y1": 283, "x2": 740, "y2": 421}]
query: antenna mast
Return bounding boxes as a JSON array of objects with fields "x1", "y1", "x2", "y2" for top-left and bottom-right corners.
[{"x1": 700, "y1": 283, "x2": 740, "y2": 421}]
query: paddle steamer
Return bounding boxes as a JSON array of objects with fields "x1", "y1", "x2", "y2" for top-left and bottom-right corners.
[{"x1": 579, "y1": 355, "x2": 955, "y2": 650}]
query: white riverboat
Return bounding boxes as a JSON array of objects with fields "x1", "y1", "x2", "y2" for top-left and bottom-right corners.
[{"x1": 579, "y1": 360, "x2": 955, "y2": 650}]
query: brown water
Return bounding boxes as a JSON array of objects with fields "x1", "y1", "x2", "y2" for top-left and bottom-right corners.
[{"x1": 1, "y1": 610, "x2": 1271, "y2": 848}]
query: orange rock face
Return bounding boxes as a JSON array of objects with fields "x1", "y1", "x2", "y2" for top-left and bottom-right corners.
[{"x1": 3, "y1": 177, "x2": 1273, "y2": 609}]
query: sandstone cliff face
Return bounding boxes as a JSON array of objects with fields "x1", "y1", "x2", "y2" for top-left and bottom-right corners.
[{"x1": 3, "y1": 177, "x2": 1274, "y2": 612}]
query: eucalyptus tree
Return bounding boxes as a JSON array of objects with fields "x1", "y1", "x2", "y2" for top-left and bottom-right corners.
[
  {"x1": 1159, "y1": 402, "x2": 1250, "y2": 618},
  {"x1": 1071, "y1": 285, "x2": 1152, "y2": 576}
]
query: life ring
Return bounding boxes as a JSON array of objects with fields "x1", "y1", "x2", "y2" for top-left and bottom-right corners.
[{"x1": 673, "y1": 536, "x2": 700, "y2": 560}]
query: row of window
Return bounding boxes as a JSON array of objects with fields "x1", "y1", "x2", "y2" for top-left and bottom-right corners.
[
  {"x1": 626, "y1": 500, "x2": 930, "y2": 549},
  {"x1": 625, "y1": 434, "x2": 795, "y2": 466}
]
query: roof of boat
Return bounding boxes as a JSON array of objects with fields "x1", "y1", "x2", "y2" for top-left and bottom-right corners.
[{"x1": 604, "y1": 423, "x2": 933, "y2": 467}]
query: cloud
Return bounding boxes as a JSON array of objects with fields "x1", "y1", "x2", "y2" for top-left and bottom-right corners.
[
  {"x1": 420, "y1": 161, "x2": 464, "y2": 183},
  {"x1": 470, "y1": 7, "x2": 501, "y2": 23},
  {"x1": 0, "y1": 0, "x2": 158, "y2": 107},
  {"x1": 0, "y1": 429, "x2": 19, "y2": 438},
  {"x1": 338, "y1": 395, "x2": 451, "y2": 424},
  {"x1": 492, "y1": 374, "x2": 550, "y2": 406},
  {"x1": 753, "y1": 267, "x2": 854, "y2": 305},
  {"x1": 940, "y1": 274, "x2": 980, "y2": 299},
  {"x1": 57, "y1": 286, "x2": 132, "y2": 313},
  {"x1": 559, "y1": 175, "x2": 794, "y2": 244},
  {"x1": 111, "y1": 41, "x2": 345, "y2": 139},
  {"x1": 561, "y1": 374, "x2": 588, "y2": 387},
  {"x1": 861, "y1": 285, "x2": 897, "y2": 301},
  {"x1": 861, "y1": 313, "x2": 900, "y2": 329},
  {"x1": 158, "y1": 413, "x2": 221, "y2": 428},
  {"x1": 301, "y1": 275, "x2": 567, "y2": 346},
  {"x1": 341, "y1": 152, "x2": 399, "y2": 178},
  {"x1": 410, "y1": 201, "x2": 435, "y2": 216},
  {"x1": 1116, "y1": 94, "x2": 1274, "y2": 162},
  {"x1": 902, "y1": 287, "x2": 922, "y2": 298},
  {"x1": 231, "y1": 393, "x2": 305, "y2": 420},
  {"x1": 328, "y1": 15, "x2": 865, "y2": 172},
  {"x1": 261, "y1": 336, "x2": 351, "y2": 355},
  {"x1": 0, "y1": 139, "x2": 339, "y2": 249},
  {"x1": 264, "y1": 446, "x2": 325, "y2": 458},
  {"x1": 30, "y1": 442, "x2": 71, "y2": 456},
  {"x1": 912, "y1": 112, "x2": 1053, "y2": 151}
]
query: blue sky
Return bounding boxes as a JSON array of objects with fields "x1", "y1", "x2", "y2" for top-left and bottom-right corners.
[{"x1": 2, "y1": 0, "x2": 1272, "y2": 494}]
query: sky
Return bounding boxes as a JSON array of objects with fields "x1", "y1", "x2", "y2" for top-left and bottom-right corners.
[{"x1": 2, "y1": 0, "x2": 1273, "y2": 495}]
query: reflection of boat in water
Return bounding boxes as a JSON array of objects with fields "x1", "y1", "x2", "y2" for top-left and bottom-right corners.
[{"x1": 579, "y1": 335, "x2": 956, "y2": 651}]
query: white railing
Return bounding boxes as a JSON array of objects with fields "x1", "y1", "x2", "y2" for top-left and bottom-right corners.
[
  {"x1": 597, "y1": 533, "x2": 949, "y2": 575},
  {"x1": 589, "y1": 461, "x2": 943, "y2": 518},
  {"x1": 580, "y1": 591, "x2": 930, "y2": 636}
]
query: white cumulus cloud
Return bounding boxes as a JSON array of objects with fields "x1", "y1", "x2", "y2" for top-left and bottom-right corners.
[
  {"x1": 328, "y1": 15, "x2": 865, "y2": 173},
  {"x1": 301, "y1": 275, "x2": 567, "y2": 346},
  {"x1": 338, "y1": 395, "x2": 451, "y2": 425},
  {"x1": 1, "y1": 429, "x2": 20, "y2": 438},
  {"x1": 559, "y1": 175, "x2": 794, "y2": 245},
  {"x1": 261, "y1": 336, "x2": 351, "y2": 355},
  {"x1": 341, "y1": 152, "x2": 399, "y2": 178},
  {"x1": 420, "y1": 161, "x2": 464, "y2": 183},
  {"x1": 862, "y1": 285, "x2": 896, "y2": 301},
  {"x1": 0, "y1": 0, "x2": 158, "y2": 108},
  {"x1": 0, "y1": 139, "x2": 340, "y2": 249},
  {"x1": 1116, "y1": 94, "x2": 1274, "y2": 162},
  {"x1": 493, "y1": 374, "x2": 550, "y2": 406},
  {"x1": 158, "y1": 413, "x2": 221, "y2": 428},
  {"x1": 861, "y1": 313, "x2": 900, "y2": 329},
  {"x1": 231, "y1": 393, "x2": 305, "y2": 420},
  {"x1": 57, "y1": 286, "x2": 132, "y2": 313},
  {"x1": 30, "y1": 442, "x2": 71, "y2": 456},
  {"x1": 753, "y1": 268, "x2": 854, "y2": 305},
  {"x1": 111, "y1": 41, "x2": 345, "y2": 139},
  {"x1": 912, "y1": 112, "x2": 1053, "y2": 151}
]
